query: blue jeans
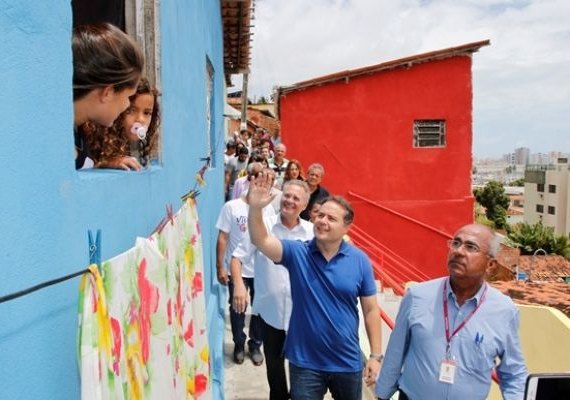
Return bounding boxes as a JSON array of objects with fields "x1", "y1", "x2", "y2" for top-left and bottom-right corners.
[
  {"x1": 228, "y1": 277, "x2": 262, "y2": 350},
  {"x1": 289, "y1": 363, "x2": 362, "y2": 400}
]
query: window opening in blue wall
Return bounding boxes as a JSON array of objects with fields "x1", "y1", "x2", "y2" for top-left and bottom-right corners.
[
  {"x1": 72, "y1": 0, "x2": 126, "y2": 30},
  {"x1": 72, "y1": 0, "x2": 162, "y2": 171}
]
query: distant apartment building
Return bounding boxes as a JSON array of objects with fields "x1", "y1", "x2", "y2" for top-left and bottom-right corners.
[
  {"x1": 528, "y1": 151, "x2": 569, "y2": 165},
  {"x1": 524, "y1": 158, "x2": 570, "y2": 235},
  {"x1": 514, "y1": 147, "x2": 530, "y2": 165},
  {"x1": 529, "y1": 152, "x2": 552, "y2": 165}
]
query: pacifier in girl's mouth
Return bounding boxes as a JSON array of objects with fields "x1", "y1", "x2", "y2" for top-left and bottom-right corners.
[{"x1": 131, "y1": 122, "x2": 148, "y2": 140}]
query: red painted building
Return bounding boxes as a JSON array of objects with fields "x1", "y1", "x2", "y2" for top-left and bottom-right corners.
[{"x1": 276, "y1": 41, "x2": 490, "y2": 282}]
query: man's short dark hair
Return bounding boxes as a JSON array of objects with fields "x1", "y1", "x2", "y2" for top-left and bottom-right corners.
[
  {"x1": 322, "y1": 195, "x2": 354, "y2": 225},
  {"x1": 238, "y1": 146, "x2": 249, "y2": 155}
]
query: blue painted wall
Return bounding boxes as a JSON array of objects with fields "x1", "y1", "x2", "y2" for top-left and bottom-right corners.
[{"x1": 0, "y1": 1, "x2": 226, "y2": 398}]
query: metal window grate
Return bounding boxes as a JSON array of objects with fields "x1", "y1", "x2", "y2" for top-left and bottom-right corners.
[
  {"x1": 548, "y1": 206, "x2": 555, "y2": 215},
  {"x1": 413, "y1": 120, "x2": 446, "y2": 148}
]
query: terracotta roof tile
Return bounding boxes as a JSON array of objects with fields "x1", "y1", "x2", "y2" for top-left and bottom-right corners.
[{"x1": 491, "y1": 281, "x2": 570, "y2": 317}]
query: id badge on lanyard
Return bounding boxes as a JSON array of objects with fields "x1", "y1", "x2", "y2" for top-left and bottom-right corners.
[
  {"x1": 440, "y1": 279, "x2": 487, "y2": 385},
  {"x1": 439, "y1": 359, "x2": 457, "y2": 384}
]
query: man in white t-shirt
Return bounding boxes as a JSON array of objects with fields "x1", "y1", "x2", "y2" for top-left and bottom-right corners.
[
  {"x1": 215, "y1": 191, "x2": 275, "y2": 365},
  {"x1": 230, "y1": 180, "x2": 313, "y2": 399}
]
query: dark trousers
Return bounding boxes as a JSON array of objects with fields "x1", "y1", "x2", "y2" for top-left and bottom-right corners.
[
  {"x1": 289, "y1": 363, "x2": 362, "y2": 400},
  {"x1": 260, "y1": 317, "x2": 289, "y2": 400},
  {"x1": 228, "y1": 278, "x2": 262, "y2": 350}
]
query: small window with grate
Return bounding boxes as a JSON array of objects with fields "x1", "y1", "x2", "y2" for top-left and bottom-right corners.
[
  {"x1": 413, "y1": 120, "x2": 446, "y2": 148},
  {"x1": 549, "y1": 184, "x2": 556, "y2": 193},
  {"x1": 536, "y1": 204, "x2": 544, "y2": 213},
  {"x1": 537, "y1": 183, "x2": 545, "y2": 192},
  {"x1": 548, "y1": 206, "x2": 555, "y2": 215}
]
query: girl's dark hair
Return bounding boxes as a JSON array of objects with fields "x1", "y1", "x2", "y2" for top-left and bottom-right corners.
[
  {"x1": 113, "y1": 78, "x2": 160, "y2": 166},
  {"x1": 72, "y1": 23, "x2": 144, "y2": 100},
  {"x1": 84, "y1": 78, "x2": 161, "y2": 167}
]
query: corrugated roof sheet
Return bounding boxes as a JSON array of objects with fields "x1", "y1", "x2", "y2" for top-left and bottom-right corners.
[{"x1": 277, "y1": 40, "x2": 490, "y2": 96}]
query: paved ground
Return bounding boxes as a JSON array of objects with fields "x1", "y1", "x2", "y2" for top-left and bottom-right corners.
[
  {"x1": 222, "y1": 309, "x2": 271, "y2": 399},
  {"x1": 222, "y1": 302, "x2": 385, "y2": 400}
]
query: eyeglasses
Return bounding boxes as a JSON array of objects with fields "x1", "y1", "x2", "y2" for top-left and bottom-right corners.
[{"x1": 447, "y1": 239, "x2": 483, "y2": 254}]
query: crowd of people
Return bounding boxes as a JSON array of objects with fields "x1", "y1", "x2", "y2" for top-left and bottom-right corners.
[
  {"x1": 220, "y1": 133, "x2": 528, "y2": 399},
  {"x1": 220, "y1": 134, "x2": 383, "y2": 399},
  {"x1": 72, "y1": 23, "x2": 160, "y2": 171},
  {"x1": 74, "y1": 21, "x2": 529, "y2": 400}
]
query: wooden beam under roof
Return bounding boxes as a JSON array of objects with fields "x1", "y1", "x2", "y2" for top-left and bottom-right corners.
[{"x1": 221, "y1": 0, "x2": 255, "y2": 83}]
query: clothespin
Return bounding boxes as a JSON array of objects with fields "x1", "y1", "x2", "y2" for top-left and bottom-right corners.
[
  {"x1": 166, "y1": 204, "x2": 174, "y2": 226},
  {"x1": 199, "y1": 155, "x2": 211, "y2": 165},
  {"x1": 181, "y1": 189, "x2": 200, "y2": 202},
  {"x1": 152, "y1": 204, "x2": 175, "y2": 234},
  {"x1": 88, "y1": 229, "x2": 102, "y2": 267},
  {"x1": 151, "y1": 216, "x2": 168, "y2": 235},
  {"x1": 196, "y1": 157, "x2": 210, "y2": 187}
]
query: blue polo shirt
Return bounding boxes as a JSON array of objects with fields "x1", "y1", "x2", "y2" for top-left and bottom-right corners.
[{"x1": 279, "y1": 238, "x2": 377, "y2": 372}]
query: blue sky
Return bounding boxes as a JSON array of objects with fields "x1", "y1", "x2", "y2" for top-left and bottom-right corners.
[{"x1": 244, "y1": 0, "x2": 569, "y2": 158}]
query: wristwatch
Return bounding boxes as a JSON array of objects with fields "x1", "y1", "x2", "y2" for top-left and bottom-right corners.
[{"x1": 369, "y1": 352, "x2": 384, "y2": 363}]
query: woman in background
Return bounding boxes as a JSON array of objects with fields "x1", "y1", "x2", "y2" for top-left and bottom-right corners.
[{"x1": 281, "y1": 159, "x2": 305, "y2": 189}]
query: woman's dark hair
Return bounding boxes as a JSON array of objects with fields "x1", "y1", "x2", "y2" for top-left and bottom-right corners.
[
  {"x1": 72, "y1": 23, "x2": 144, "y2": 101},
  {"x1": 284, "y1": 159, "x2": 305, "y2": 182}
]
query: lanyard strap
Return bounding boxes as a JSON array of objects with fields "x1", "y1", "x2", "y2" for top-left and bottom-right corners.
[{"x1": 443, "y1": 278, "x2": 487, "y2": 346}]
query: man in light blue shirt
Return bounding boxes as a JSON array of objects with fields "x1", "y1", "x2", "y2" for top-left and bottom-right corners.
[{"x1": 375, "y1": 224, "x2": 527, "y2": 400}]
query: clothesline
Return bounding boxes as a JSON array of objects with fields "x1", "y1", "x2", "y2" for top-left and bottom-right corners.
[
  {"x1": 0, "y1": 152, "x2": 215, "y2": 305},
  {"x1": 0, "y1": 267, "x2": 91, "y2": 304}
]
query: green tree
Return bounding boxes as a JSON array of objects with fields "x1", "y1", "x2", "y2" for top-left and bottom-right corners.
[
  {"x1": 506, "y1": 221, "x2": 570, "y2": 259},
  {"x1": 510, "y1": 178, "x2": 525, "y2": 187},
  {"x1": 473, "y1": 181, "x2": 510, "y2": 229}
]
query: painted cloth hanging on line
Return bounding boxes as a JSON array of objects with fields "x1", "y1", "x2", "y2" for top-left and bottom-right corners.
[{"x1": 78, "y1": 200, "x2": 211, "y2": 399}]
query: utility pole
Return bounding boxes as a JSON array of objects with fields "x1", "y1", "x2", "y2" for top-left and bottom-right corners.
[{"x1": 240, "y1": 73, "x2": 249, "y2": 132}]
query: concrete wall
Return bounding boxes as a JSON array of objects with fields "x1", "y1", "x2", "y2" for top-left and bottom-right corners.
[
  {"x1": 279, "y1": 56, "x2": 475, "y2": 279},
  {"x1": 0, "y1": 1, "x2": 226, "y2": 398},
  {"x1": 488, "y1": 304, "x2": 570, "y2": 399}
]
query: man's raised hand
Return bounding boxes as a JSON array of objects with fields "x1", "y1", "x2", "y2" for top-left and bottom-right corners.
[{"x1": 247, "y1": 171, "x2": 275, "y2": 208}]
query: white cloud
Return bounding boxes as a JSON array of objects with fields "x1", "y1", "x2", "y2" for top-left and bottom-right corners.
[{"x1": 243, "y1": 0, "x2": 570, "y2": 156}]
